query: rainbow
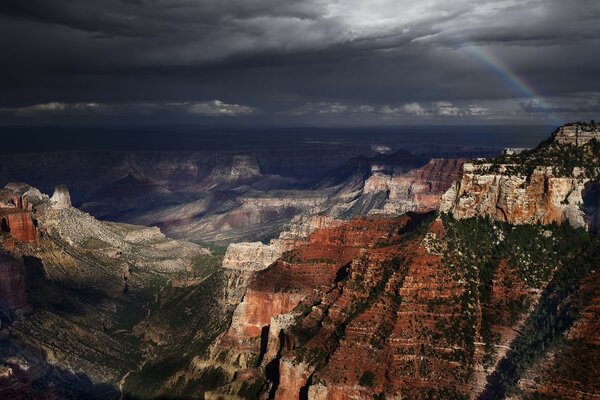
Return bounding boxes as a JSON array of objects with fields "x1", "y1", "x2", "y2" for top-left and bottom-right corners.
[{"x1": 459, "y1": 43, "x2": 561, "y2": 124}]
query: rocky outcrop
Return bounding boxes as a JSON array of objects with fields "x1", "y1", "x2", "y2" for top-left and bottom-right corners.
[
  {"x1": 222, "y1": 242, "x2": 281, "y2": 272},
  {"x1": 216, "y1": 156, "x2": 463, "y2": 317},
  {"x1": 2, "y1": 143, "x2": 493, "y2": 245},
  {"x1": 441, "y1": 124, "x2": 600, "y2": 231},
  {"x1": 211, "y1": 215, "x2": 423, "y2": 398},
  {"x1": 49, "y1": 184, "x2": 71, "y2": 209},
  {"x1": 552, "y1": 122, "x2": 600, "y2": 146},
  {"x1": 222, "y1": 215, "x2": 343, "y2": 272},
  {"x1": 513, "y1": 271, "x2": 600, "y2": 399},
  {"x1": 0, "y1": 185, "x2": 39, "y2": 243},
  {"x1": 440, "y1": 163, "x2": 592, "y2": 229},
  {"x1": 230, "y1": 155, "x2": 261, "y2": 177},
  {"x1": 199, "y1": 201, "x2": 600, "y2": 400},
  {"x1": 365, "y1": 158, "x2": 464, "y2": 215},
  {"x1": 0, "y1": 210, "x2": 38, "y2": 242}
]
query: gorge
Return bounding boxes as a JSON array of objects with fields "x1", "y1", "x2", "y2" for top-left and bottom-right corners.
[{"x1": 0, "y1": 123, "x2": 599, "y2": 399}]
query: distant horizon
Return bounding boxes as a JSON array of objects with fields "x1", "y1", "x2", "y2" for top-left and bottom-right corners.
[{"x1": 0, "y1": 124, "x2": 559, "y2": 154}]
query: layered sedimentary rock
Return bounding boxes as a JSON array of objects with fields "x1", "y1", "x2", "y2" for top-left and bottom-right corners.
[
  {"x1": 210, "y1": 215, "x2": 426, "y2": 397},
  {"x1": 1, "y1": 143, "x2": 493, "y2": 245},
  {"x1": 552, "y1": 122, "x2": 600, "y2": 146},
  {"x1": 222, "y1": 242, "x2": 281, "y2": 272},
  {"x1": 440, "y1": 164, "x2": 591, "y2": 228},
  {"x1": 219, "y1": 156, "x2": 463, "y2": 289},
  {"x1": 209, "y1": 155, "x2": 262, "y2": 180},
  {"x1": 514, "y1": 271, "x2": 600, "y2": 399},
  {"x1": 0, "y1": 146, "x2": 382, "y2": 244},
  {"x1": 0, "y1": 184, "x2": 39, "y2": 243},
  {"x1": 220, "y1": 215, "x2": 345, "y2": 314},
  {"x1": 0, "y1": 210, "x2": 37, "y2": 242},
  {"x1": 203, "y1": 193, "x2": 600, "y2": 400},
  {"x1": 441, "y1": 123, "x2": 600, "y2": 231},
  {"x1": 222, "y1": 215, "x2": 343, "y2": 272},
  {"x1": 365, "y1": 158, "x2": 464, "y2": 215},
  {"x1": 221, "y1": 216, "x2": 391, "y2": 346}
]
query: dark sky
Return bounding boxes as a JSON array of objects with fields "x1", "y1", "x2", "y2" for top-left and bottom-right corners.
[{"x1": 1, "y1": 0, "x2": 599, "y2": 125}]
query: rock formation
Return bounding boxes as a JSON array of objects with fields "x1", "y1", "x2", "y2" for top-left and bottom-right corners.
[
  {"x1": 365, "y1": 158, "x2": 464, "y2": 215},
  {"x1": 2, "y1": 123, "x2": 599, "y2": 399},
  {"x1": 222, "y1": 215, "x2": 343, "y2": 272},
  {"x1": 0, "y1": 210, "x2": 38, "y2": 242},
  {"x1": 0, "y1": 184, "x2": 39, "y2": 243},
  {"x1": 1, "y1": 143, "x2": 491, "y2": 244},
  {"x1": 222, "y1": 242, "x2": 281, "y2": 272},
  {"x1": 441, "y1": 123, "x2": 600, "y2": 231},
  {"x1": 440, "y1": 163, "x2": 591, "y2": 228},
  {"x1": 203, "y1": 209, "x2": 600, "y2": 399},
  {"x1": 49, "y1": 184, "x2": 71, "y2": 209},
  {"x1": 552, "y1": 122, "x2": 600, "y2": 146}
]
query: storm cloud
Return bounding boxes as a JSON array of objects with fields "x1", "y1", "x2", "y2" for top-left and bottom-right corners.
[{"x1": 1, "y1": 0, "x2": 599, "y2": 124}]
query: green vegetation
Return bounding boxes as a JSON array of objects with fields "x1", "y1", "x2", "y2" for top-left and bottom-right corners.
[
  {"x1": 292, "y1": 251, "x2": 409, "y2": 373},
  {"x1": 192, "y1": 241, "x2": 227, "y2": 256},
  {"x1": 189, "y1": 251, "x2": 224, "y2": 278},
  {"x1": 124, "y1": 252, "x2": 235, "y2": 399},
  {"x1": 439, "y1": 213, "x2": 599, "y2": 385},
  {"x1": 480, "y1": 225, "x2": 600, "y2": 399},
  {"x1": 296, "y1": 347, "x2": 328, "y2": 366},
  {"x1": 438, "y1": 209, "x2": 600, "y2": 398},
  {"x1": 478, "y1": 133, "x2": 600, "y2": 178}
]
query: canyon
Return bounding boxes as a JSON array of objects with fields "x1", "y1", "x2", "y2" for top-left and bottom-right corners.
[
  {"x1": 0, "y1": 122, "x2": 599, "y2": 399},
  {"x1": 0, "y1": 142, "x2": 491, "y2": 244},
  {"x1": 199, "y1": 211, "x2": 599, "y2": 399},
  {"x1": 0, "y1": 183, "x2": 211, "y2": 398},
  {"x1": 196, "y1": 123, "x2": 600, "y2": 400}
]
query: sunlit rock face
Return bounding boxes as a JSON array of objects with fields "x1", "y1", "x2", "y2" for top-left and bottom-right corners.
[
  {"x1": 222, "y1": 242, "x2": 281, "y2": 272},
  {"x1": 441, "y1": 123, "x2": 600, "y2": 231},
  {"x1": 0, "y1": 185, "x2": 39, "y2": 243},
  {"x1": 364, "y1": 158, "x2": 464, "y2": 215},
  {"x1": 0, "y1": 182, "x2": 209, "y2": 397},
  {"x1": 0, "y1": 211, "x2": 38, "y2": 243},
  {"x1": 49, "y1": 184, "x2": 71, "y2": 210},
  {"x1": 552, "y1": 123, "x2": 600, "y2": 146},
  {"x1": 440, "y1": 164, "x2": 592, "y2": 228}
]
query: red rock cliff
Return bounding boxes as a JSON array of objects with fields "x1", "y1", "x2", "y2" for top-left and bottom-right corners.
[{"x1": 0, "y1": 210, "x2": 38, "y2": 243}]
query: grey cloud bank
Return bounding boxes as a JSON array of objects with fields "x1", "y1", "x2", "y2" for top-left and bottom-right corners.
[{"x1": 1, "y1": 0, "x2": 599, "y2": 124}]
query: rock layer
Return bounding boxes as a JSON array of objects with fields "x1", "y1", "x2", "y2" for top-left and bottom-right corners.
[
  {"x1": 0, "y1": 210, "x2": 37, "y2": 242},
  {"x1": 441, "y1": 123, "x2": 600, "y2": 231},
  {"x1": 440, "y1": 164, "x2": 592, "y2": 229},
  {"x1": 365, "y1": 158, "x2": 464, "y2": 215},
  {"x1": 552, "y1": 122, "x2": 600, "y2": 146},
  {"x1": 0, "y1": 184, "x2": 39, "y2": 243}
]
